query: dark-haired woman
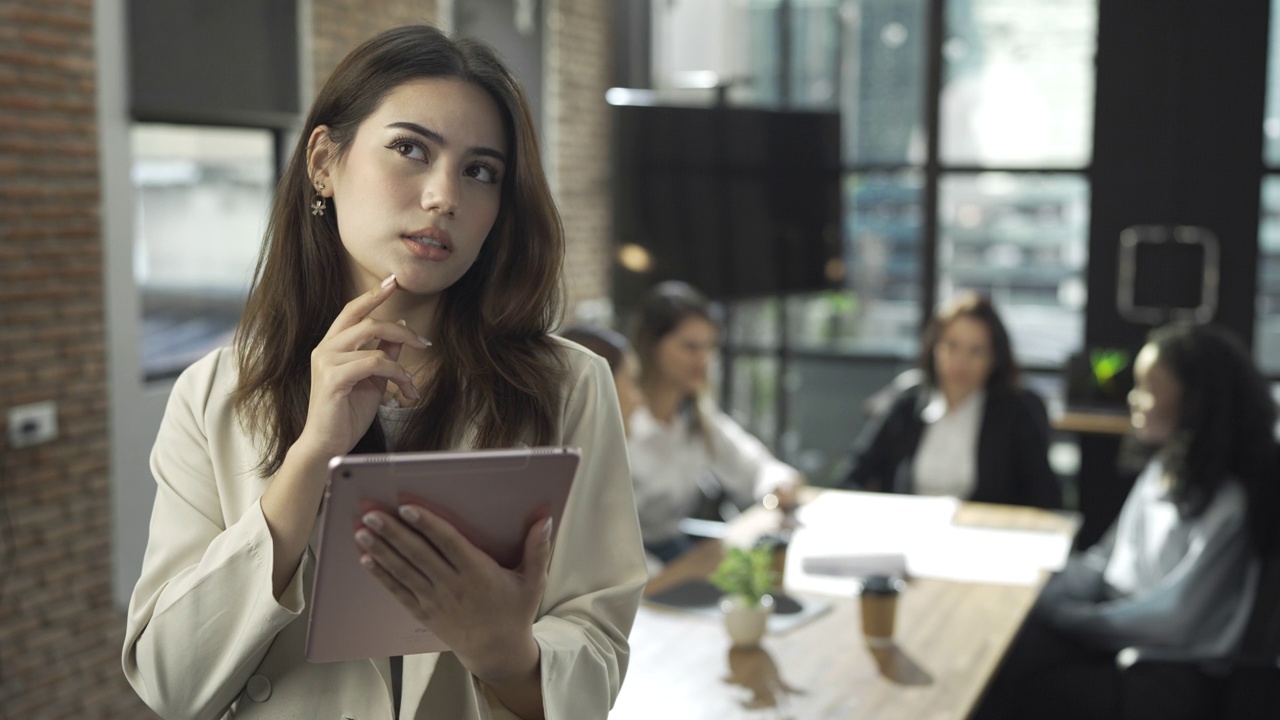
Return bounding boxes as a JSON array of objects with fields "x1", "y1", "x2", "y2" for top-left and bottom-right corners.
[
  {"x1": 559, "y1": 325, "x2": 642, "y2": 437},
  {"x1": 122, "y1": 26, "x2": 645, "y2": 720},
  {"x1": 976, "y1": 323, "x2": 1277, "y2": 719},
  {"x1": 627, "y1": 281, "x2": 803, "y2": 564},
  {"x1": 841, "y1": 291, "x2": 1062, "y2": 508}
]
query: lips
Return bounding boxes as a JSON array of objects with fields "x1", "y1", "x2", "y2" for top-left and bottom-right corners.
[{"x1": 402, "y1": 226, "x2": 453, "y2": 261}]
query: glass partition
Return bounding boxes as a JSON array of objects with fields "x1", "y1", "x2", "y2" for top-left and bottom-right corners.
[{"x1": 132, "y1": 124, "x2": 274, "y2": 380}]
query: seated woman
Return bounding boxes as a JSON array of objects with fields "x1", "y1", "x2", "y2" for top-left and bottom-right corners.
[
  {"x1": 976, "y1": 322, "x2": 1277, "y2": 720},
  {"x1": 559, "y1": 325, "x2": 642, "y2": 436},
  {"x1": 841, "y1": 291, "x2": 1062, "y2": 508},
  {"x1": 627, "y1": 281, "x2": 803, "y2": 563}
]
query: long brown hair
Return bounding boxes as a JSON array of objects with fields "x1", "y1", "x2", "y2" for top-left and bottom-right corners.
[
  {"x1": 629, "y1": 281, "x2": 721, "y2": 440},
  {"x1": 919, "y1": 291, "x2": 1019, "y2": 391},
  {"x1": 234, "y1": 25, "x2": 565, "y2": 475}
]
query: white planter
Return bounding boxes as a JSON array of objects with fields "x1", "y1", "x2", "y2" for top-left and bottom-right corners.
[{"x1": 720, "y1": 594, "x2": 775, "y2": 648}]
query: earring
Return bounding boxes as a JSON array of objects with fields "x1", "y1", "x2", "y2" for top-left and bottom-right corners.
[{"x1": 311, "y1": 181, "x2": 326, "y2": 216}]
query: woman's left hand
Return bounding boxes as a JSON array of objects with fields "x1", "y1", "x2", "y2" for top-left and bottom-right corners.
[{"x1": 354, "y1": 505, "x2": 553, "y2": 682}]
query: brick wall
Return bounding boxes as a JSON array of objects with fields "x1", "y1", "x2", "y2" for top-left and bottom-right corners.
[
  {"x1": 311, "y1": 0, "x2": 439, "y2": 94},
  {"x1": 545, "y1": 0, "x2": 614, "y2": 325},
  {"x1": 0, "y1": 2, "x2": 449, "y2": 717},
  {"x1": 0, "y1": 0, "x2": 147, "y2": 716}
]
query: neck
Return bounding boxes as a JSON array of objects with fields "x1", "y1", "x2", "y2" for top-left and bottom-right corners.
[
  {"x1": 647, "y1": 384, "x2": 688, "y2": 424},
  {"x1": 943, "y1": 386, "x2": 977, "y2": 410}
]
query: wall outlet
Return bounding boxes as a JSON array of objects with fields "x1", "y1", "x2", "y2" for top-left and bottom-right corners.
[{"x1": 8, "y1": 400, "x2": 58, "y2": 448}]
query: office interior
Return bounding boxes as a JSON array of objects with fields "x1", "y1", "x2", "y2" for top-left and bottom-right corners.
[{"x1": 2, "y1": 0, "x2": 1279, "y2": 716}]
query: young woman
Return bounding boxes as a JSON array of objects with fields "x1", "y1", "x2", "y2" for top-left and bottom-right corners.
[
  {"x1": 842, "y1": 291, "x2": 1062, "y2": 508},
  {"x1": 976, "y1": 323, "x2": 1277, "y2": 719},
  {"x1": 558, "y1": 325, "x2": 642, "y2": 436},
  {"x1": 122, "y1": 26, "x2": 646, "y2": 720},
  {"x1": 627, "y1": 281, "x2": 803, "y2": 563}
]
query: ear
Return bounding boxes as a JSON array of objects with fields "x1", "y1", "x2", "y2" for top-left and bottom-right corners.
[{"x1": 306, "y1": 125, "x2": 336, "y2": 196}]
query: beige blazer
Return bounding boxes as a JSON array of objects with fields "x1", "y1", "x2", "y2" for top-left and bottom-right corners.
[{"x1": 122, "y1": 340, "x2": 647, "y2": 719}]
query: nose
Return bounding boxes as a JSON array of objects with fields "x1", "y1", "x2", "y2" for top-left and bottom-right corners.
[{"x1": 422, "y1": 165, "x2": 458, "y2": 216}]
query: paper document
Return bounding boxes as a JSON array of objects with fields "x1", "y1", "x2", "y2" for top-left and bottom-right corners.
[{"x1": 784, "y1": 491, "x2": 1073, "y2": 594}]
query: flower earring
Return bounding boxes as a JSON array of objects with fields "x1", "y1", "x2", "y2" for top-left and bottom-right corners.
[{"x1": 311, "y1": 181, "x2": 327, "y2": 216}]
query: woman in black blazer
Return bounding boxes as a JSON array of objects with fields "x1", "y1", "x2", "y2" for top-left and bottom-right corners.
[{"x1": 842, "y1": 292, "x2": 1062, "y2": 509}]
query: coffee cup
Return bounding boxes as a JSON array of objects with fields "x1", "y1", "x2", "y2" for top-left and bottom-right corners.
[{"x1": 858, "y1": 574, "x2": 904, "y2": 648}]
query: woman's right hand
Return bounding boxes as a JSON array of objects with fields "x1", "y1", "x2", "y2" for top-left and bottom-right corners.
[{"x1": 293, "y1": 275, "x2": 431, "y2": 465}]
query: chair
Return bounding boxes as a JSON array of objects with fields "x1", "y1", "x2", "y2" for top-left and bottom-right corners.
[{"x1": 1116, "y1": 540, "x2": 1280, "y2": 720}]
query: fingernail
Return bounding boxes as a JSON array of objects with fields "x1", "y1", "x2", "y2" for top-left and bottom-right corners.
[
  {"x1": 355, "y1": 529, "x2": 375, "y2": 548},
  {"x1": 397, "y1": 319, "x2": 432, "y2": 347},
  {"x1": 399, "y1": 505, "x2": 420, "y2": 523},
  {"x1": 403, "y1": 382, "x2": 420, "y2": 400},
  {"x1": 359, "y1": 555, "x2": 376, "y2": 569},
  {"x1": 541, "y1": 517, "x2": 554, "y2": 542},
  {"x1": 381, "y1": 274, "x2": 396, "y2": 289},
  {"x1": 362, "y1": 512, "x2": 384, "y2": 531}
]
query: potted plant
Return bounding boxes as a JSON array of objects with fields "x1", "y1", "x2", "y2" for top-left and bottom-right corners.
[{"x1": 709, "y1": 544, "x2": 778, "y2": 647}]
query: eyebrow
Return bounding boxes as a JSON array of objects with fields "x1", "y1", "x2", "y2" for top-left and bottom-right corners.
[{"x1": 386, "y1": 121, "x2": 507, "y2": 165}]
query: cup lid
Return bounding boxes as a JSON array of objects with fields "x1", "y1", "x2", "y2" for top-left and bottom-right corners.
[{"x1": 857, "y1": 574, "x2": 905, "y2": 595}]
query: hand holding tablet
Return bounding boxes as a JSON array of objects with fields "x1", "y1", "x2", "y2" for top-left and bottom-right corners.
[{"x1": 305, "y1": 447, "x2": 580, "y2": 664}]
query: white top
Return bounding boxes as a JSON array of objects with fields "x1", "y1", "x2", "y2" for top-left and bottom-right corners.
[
  {"x1": 1040, "y1": 458, "x2": 1257, "y2": 656},
  {"x1": 122, "y1": 341, "x2": 647, "y2": 720},
  {"x1": 911, "y1": 389, "x2": 985, "y2": 499},
  {"x1": 627, "y1": 401, "x2": 798, "y2": 545}
]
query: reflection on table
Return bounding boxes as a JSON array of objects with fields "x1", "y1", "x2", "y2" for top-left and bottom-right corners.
[{"x1": 610, "y1": 490, "x2": 1080, "y2": 720}]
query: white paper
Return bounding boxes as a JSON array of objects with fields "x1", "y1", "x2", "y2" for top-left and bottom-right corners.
[
  {"x1": 783, "y1": 491, "x2": 1073, "y2": 594},
  {"x1": 907, "y1": 526, "x2": 1073, "y2": 585}
]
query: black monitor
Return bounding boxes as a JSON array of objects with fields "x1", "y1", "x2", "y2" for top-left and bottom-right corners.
[{"x1": 610, "y1": 101, "x2": 843, "y2": 312}]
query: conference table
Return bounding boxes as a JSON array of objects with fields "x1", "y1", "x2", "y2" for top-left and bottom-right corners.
[{"x1": 610, "y1": 490, "x2": 1081, "y2": 720}]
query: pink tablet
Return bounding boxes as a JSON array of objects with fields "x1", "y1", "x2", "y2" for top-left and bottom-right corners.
[{"x1": 305, "y1": 446, "x2": 581, "y2": 664}]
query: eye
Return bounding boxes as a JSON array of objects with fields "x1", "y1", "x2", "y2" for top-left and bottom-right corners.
[
  {"x1": 466, "y1": 162, "x2": 501, "y2": 185},
  {"x1": 388, "y1": 137, "x2": 427, "y2": 162}
]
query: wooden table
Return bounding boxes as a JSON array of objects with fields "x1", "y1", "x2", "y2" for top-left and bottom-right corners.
[
  {"x1": 1053, "y1": 409, "x2": 1132, "y2": 436},
  {"x1": 610, "y1": 495, "x2": 1080, "y2": 720}
]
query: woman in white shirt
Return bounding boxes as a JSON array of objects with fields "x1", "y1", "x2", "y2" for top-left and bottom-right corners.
[
  {"x1": 975, "y1": 323, "x2": 1278, "y2": 720},
  {"x1": 626, "y1": 281, "x2": 802, "y2": 563}
]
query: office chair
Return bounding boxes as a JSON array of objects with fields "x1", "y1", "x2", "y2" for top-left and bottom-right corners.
[{"x1": 1116, "y1": 536, "x2": 1280, "y2": 720}]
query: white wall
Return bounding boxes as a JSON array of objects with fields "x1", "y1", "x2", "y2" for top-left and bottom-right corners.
[{"x1": 96, "y1": 0, "x2": 172, "y2": 610}]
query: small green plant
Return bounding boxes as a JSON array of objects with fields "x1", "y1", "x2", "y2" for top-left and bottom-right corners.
[{"x1": 709, "y1": 544, "x2": 777, "y2": 606}]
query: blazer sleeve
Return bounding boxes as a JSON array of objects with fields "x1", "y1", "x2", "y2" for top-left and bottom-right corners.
[
  {"x1": 1007, "y1": 389, "x2": 1063, "y2": 509},
  {"x1": 491, "y1": 353, "x2": 647, "y2": 720},
  {"x1": 842, "y1": 392, "x2": 917, "y2": 493},
  {"x1": 122, "y1": 353, "x2": 310, "y2": 720}
]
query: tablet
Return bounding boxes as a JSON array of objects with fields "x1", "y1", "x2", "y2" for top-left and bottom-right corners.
[{"x1": 304, "y1": 446, "x2": 581, "y2": 664}]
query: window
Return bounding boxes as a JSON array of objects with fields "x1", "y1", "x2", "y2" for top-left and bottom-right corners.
[
  {"x1": 1257, "y1": 0, "x2": 1280, "y2": 373},
  {"x1": 131, "y1": 124, "x2": 275, "y2": 380},
  {"x1": 646, "y1": 0, "x2": 1097, "y2": 485}
]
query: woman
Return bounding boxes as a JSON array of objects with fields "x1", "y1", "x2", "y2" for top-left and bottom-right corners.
[
  {"x1": 976, "y1": 323, "x2": 1277, "y2": 719},
  {"x1": 122, "y1": 26, "x2": 646, "y2": 720},
  {"x1": 627, "y1": 281, "x2": 802, "y2": 563},
  {"x1": 842, "y1": 291, "x2": 1062, "y2": 508},
  {"x1": 558, "y1": 325, "x2": 643, "y2": 436}
]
